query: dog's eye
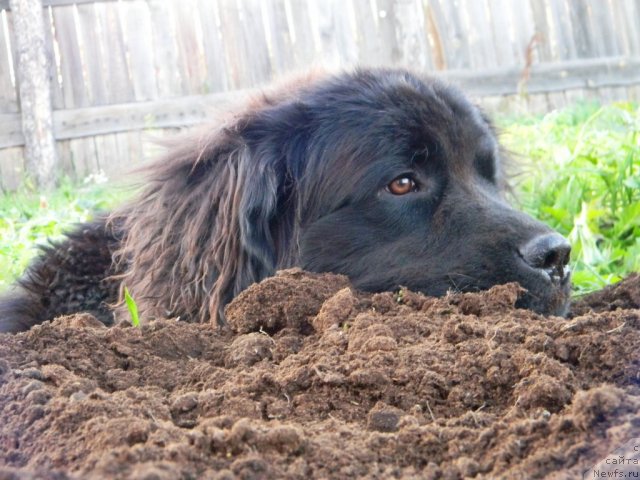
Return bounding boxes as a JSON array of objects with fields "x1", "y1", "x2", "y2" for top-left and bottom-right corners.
[{"x1": 387, "y1": 176, "x2": 417, "y2": 195}]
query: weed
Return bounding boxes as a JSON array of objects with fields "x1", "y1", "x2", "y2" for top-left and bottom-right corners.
[{"x1": 124, "y1": 286, "x2": 140, "y2": 328}]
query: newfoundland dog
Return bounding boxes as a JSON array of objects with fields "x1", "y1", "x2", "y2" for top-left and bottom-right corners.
[{"x1": 0, "y1": 68, "x2": 571, "y2": 333}]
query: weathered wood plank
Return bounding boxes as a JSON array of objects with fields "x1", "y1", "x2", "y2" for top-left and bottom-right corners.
[
  {"x1": 0, "y1": 91, "x2": 240, "y2": 149},
  {"x1": 424, "y1": 0, "x2": 449, "y2": 69},
  {"x1": 0, "y1": 10, "x2": 17, "y2": 112},
  {"x1": 546, "y1": 91, "x2": 567, "y2": 111},
  {"x1": 53, "y1": 91, "x2": 247, "y2": 141},
  {"x1": 460, "y1": 0, "x2": 496, "y2": 69},
  {"x1": 0, "y1": 112, "x2": 22, "y2": 147},
  {"x1": 171, "y1": 0, "x2": 207, "y2": 94},
  {"x1": 286, "y1": 0, "x2": 316, "y2": 67},
  {"x1": 68, "y1": 136, "x2": 98, "y2": 178},
  {"x1": 393, "y1": 0, "x2": 431, "y2": 69},
  {"x1": 486, "y1": 0, "x2": 512, "y2": 67},
  {"x1": 121, "y1": 1, "x2": 157, "y2": 101},
  {"x1": 76, "y1": 3, "x2": 107, "y2": 105},
  {"x1": 547, "y1": 0, "x2": 577, "y2": 60},
  {"x1": 217, "y1": 0, "x2": 244, "y2": 89},
  {"x1": 0, "y1": 146, "x2": 23, "y2": 192},
  {"x1": 509, "y1": 1, "x2": 536, "y2": 65},
  {"x1": 443, "y1": 56, "x2": 640, "y2": 96},
  {"x1": 428, "y1": 0, "x2": 470, "y2": 68},
  {"x1": 237, "y1": 0, "x2": 272, "y2": 84},
  {"x1": 372, "y1": 0, "x2": 400, "y2": 65},
  {"x1": 528, "y1": 0, "x2": 553, "y2": 62},
  {"x1": 1, "y1": 0, "x2": 121, "y2": 8},
  {"x1": 620, "y1": 0, "x2": 640, "y2": 55},
  {"x1": 41, "y1": 7, "x2": 64, "y2": 110},
  {"x1": 586, "y1": 0, "x2": 618, "y2": 56},
  {"x1": 52, "y1": 5, "x2": 87, "y2": 108},
  {"x1": 351, "y1": 0, "x2": 378, "y2": 66},
  {"x1": 217, "y1": 0, "x2": 271, "y2": 88},
  {"x1": 197, "y1": 0, "x2": 229, "y2": 92},
  {"x1": 147, "y1": 0, "x2": 182, "y2": 97},
  {"x1": 98, "y1": 2, "x2": 133, "y2": 103},
  {"x1": 567, "y1": 1, "x2": 596, "y2": 58},
  {"x1": 261, "y1": 0, "x2": 295, "y2": 74},
  {"x1": 611, "y1": 0, "x2": 639, "y2": 56}
]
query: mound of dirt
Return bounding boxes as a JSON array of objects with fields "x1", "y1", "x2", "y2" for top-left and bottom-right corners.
[{"x1": 1, "y1": 270, "x2": 639, "y2": 479}]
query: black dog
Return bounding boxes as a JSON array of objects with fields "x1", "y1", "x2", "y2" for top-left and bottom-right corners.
[{"x1": 0, "y1": 68, "x2": 571, "y2": 333}]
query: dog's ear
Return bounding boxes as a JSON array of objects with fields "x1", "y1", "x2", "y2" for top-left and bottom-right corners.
[
  {"x1": 210, "y1": 141, "x2": 286, "y2": 322},
  {"x1": 111, "y1": 124, "x2": 292, "y2": 326}
]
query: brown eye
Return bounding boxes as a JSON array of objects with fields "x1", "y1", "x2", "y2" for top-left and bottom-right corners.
[{"x1": 387, "y1": 176, "x2": 416, "y2": 195}]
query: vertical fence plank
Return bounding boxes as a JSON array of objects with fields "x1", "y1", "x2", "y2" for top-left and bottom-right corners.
[
  {"x1": 41, "y1": 7, "x2": 63, "y2": 109},
  {"x1": 352, "y1": 0, "x2": 382, "y2": 66},
  {"x1": 610, "y1": 0, "x2": 634, "y2": 56},
  {"x1": 198, "y1": 0, "x2": 229, "y2": 92},
  {"x1": 147, "y1": 0, "x2": 182, "y2": 97},
  {"x1": 424, "y1": 0, "x2": 449, "y2": 69},
  {"x1": 509, "y1": 2, "x2": 536, "y2": 66},
  {"x1": 586, "y1": 0, "x2": 618, "y2": 56},
  {"x1": 428, "y1": 0, "x2": 470, "y2": 68},
  {"x1": 218, "y1": 0, "x2": 245, "y2": 88},
  {"x1": 487, "y1": 0, "x2": 512, "y2": 67},
  {"x1": 0, "y1": 10, "x2": 17, "y2": 112},
  {"x1": 394, "y1": 0, "x2": 432, "y2": 69},
  {"x1": 528, "y1": 0, "x2": 553, "y2": 62},
  {"x1": 52, "y1": 5, "x2": 87, "y2": 108},
  {"x1": 620, "y1": 0, "x2": 640, "y2": 55},
  {"x1": 171, "y1": 0, "x2": 207, "y2": 94},
  {"x1": 261, "y1": 0, "x2": 295, "y2": 75},
  {"x1": 121, "y1": 1, "x2": 158, "y2": 101},
  {"x1": 306, "y1": 0, "x2": 358, "y2": 68},
  {"x1": 96, "y1": 2, "x2": 133, "y2": 103},
  {"x1": 286, "y1": 0, "x2": 316, "y2": 68},
  {"x1": 218, "y1": 0, "x2": 272, "y2": 88},
  {"x1": 372, "y1": 0, "x2": 401, "y2": 65},
  {"x1": 125, "y1": 130, "x2": 144, "y2": 170},
  {"x1": 69, "y1": 137, "x2": 99, "y2": 180},
  {"x1": 0, "y1": 146, "x2": 23, "y2": 192},
  {"x1": 567, "y1": 1, "x2": 596, "y2": 58},
  {"x1": 238, "y1": 0, "x2": 273, "y2": 84},
  {"x1": 546, "y1": 0, "x2": 576, "y2": 60},
  {"x1": 76, "y1": 3, "x2": 107, "y2": 105}
]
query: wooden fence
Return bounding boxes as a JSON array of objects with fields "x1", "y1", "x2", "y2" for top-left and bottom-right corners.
[{"x1": 1, "y1": 0, "x2": 640, "y2": 191}]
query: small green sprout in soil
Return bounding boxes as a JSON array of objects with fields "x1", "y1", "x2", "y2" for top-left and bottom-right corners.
[{"x1": 123, "y1": 286, "x2": 140, "y2": 328}]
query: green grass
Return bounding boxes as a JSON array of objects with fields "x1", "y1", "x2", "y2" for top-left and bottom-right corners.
[
  {"x1": 0, "y1": 101, "x2": 638, "y2": 298},
  {"x1": 0, "y1": 173, "x2": 129, "y2": 291},
  {"x1": 499, "y1": 101, "x2": 640, "y2": 296}
]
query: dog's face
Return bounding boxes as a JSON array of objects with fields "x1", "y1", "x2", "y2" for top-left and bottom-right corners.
[{"x1": 240, "y1": 70, "x2": 571, "y2": 316}]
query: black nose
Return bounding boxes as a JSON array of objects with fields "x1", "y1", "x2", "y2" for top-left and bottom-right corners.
[{"x1": 519, "y1": 233, "x2": 571, "y2": 279}]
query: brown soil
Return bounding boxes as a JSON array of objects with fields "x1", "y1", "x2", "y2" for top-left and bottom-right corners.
[{"x1": 1, "y1": 269, "x2": 639, "y2": 479}]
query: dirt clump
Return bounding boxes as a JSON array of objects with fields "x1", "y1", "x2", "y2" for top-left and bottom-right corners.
[
  {"x1": 571, "y1": 273, "x2": 640, "y2": 315},
  {"x1": 1, "y1": 269, "x2": 639, "y2": 479}
]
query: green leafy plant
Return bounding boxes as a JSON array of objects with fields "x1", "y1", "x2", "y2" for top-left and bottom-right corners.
[
  {"x1": 500, "y1": 101, "x2": 640, "y2": 296},
  {"x1": 123, "y1": 286, "x2": 140, "y2": 328}
]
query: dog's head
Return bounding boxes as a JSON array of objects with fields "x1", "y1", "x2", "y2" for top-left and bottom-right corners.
[{"x1": 115, "y1": 68, "x2": 571, "y2": 324}]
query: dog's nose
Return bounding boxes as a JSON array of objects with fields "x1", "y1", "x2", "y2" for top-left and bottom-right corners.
[{"x1": 519, "y1": 233, "x2": 571, "y2": 279}]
